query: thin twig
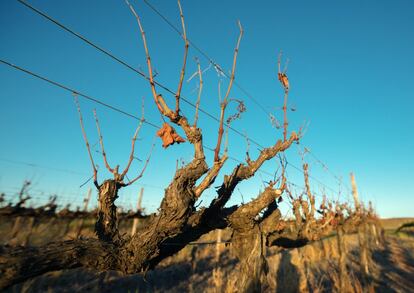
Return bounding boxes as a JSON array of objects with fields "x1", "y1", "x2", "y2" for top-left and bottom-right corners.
[
  {"x1": 175, "y1": 0, "x2": 189, "y2": 115},
  {"x1": 244, "y1": 131, "x2": 251, "y2": 161},
  {"x1": 303, "y1": 162, "x2": 316, "y2": 218},
  {"x1": 277, "y1": 51, "x2": 282, "y2": 75},
  {"x1": 224, "y1": 125, "x2": 229, "y2": 155},
  {"x1": 73, "y1": 94, "x2": 98, "y2": 185},
  {"x1": 214, "y1": 100, "x2": 227, "y2": 162},
  {"x1": 79, "y1": 174, "x2": 94, "y2": 188},
  {"x1": 218, "y1": 79, "x2": 222, "y2": 104},
  {"x1": 93, "y1": 109, "x2": 114, "y2": 174},
  {"x1": 222, "y1": 21, "x2": 243, "y2": 103},
  {"x1": 122, "y1": 97, "x2": 146, "y2": 177},
  {"x1": 277, "y1": 52, "x2": 290, "y2": 141},
  {"x1": 193, "y1": 58, "x2": 203, "y2": 127},
  {"x1": 282, "y1": 91, "x2": 289, "y2": 142},
  {"x1": 126, "y1": 0, "x2": 164, "y2": 114},
  {"x1": 283, "y1": 58, "x2": 289, "y2": 74},
  {"x1": 124, "y1": 138, "x2": 156, "y2": 186},
  {"x1": 214, "y1": 21, "x2": 243, "y2": 161}
]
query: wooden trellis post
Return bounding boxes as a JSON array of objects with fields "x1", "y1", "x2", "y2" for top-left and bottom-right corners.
[
  {"x1": 350, "y1": 173, "x2": 360, "y2": 210},
  {"x1": 216, "y1": 229, "x2": 222, "y2": 263},
  {"x1": 351, "y1": 172, "x2": 370, "y2": 289},
  {"x1": 75, "y1": 187, "x2": 92, "y2": 238},
  {"x1": 131, "y1": 187, "x2": 144, "y2": 236},
  {"x1": 336, "y1": 226, "x2": 347, "y2": 293},
  {"x1": 22, "y1": 217, "x2": 35, "y2": 246}
]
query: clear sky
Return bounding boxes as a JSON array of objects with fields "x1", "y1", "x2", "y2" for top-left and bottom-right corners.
[{"x1": 0, "y1": 0, "x2": 413, "y2": 218}]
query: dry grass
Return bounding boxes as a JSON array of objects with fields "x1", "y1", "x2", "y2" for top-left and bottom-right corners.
[
  {"x1": 380, "y1": 217, "x2": 414, "y2": 231},
  {"x1": 1, "y1": 218, "x2": 414, "y2": 292}
]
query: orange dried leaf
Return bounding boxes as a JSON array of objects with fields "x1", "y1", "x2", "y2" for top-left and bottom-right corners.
[
  {"x1": 278, "y1": 73, "x2": 289, "y2": 90},
  {"x1": 156, "y1": 123, "x2": 186, "y2": 148}
]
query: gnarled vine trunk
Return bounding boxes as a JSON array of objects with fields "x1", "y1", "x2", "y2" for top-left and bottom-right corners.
[
  {"x1": 232, "y1": 221, "x2": 267, "y2": 292},
  {"x1": 95, "y1": 180, "x2": 121, "y2": 243}
]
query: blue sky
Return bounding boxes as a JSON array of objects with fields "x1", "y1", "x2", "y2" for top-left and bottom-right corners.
[{"x1": 0, "y1": 0, "x2": 413, "y2": 218}]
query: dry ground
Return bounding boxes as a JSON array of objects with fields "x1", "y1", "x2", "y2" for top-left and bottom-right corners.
[{"x1": 1, "y1": 217, "x2": 413, "y2": 292}]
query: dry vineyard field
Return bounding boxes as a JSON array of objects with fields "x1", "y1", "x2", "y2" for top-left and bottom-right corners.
[
  {"x1": 1, "y1": 0, "x2": 413, "y2": 292},
  {"x1": 0, "y1": 207, "x2": 414, "y2": 292}
]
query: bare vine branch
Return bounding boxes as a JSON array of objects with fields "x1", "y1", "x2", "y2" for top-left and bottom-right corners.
[
  {"x1": 93, "y1": 109, "x2": 114, "y2": 174},
  {"x1": 303, "y1": 163, "x2": 316, "y2": 218},
  {"x1": 127, "y1": 0, "x2": 206, "y2": 163},
  {"x1": 278, "y1": 52, "x2": 290, "y2": 141},
  {"x1": 194, "y1": 155, "x2": 228, "y2": 197},
  {"x1": 214, "y1": 100, "x2": 228, "y2": 162},
  {"x1": 121, "y1": 98, "x2": 146, "y2": 177},
  {"x1": 73, "y1": 94, "x2": 98, "y2": 187},
  {"x1": 193, "y1": 58, "x2": 203, "y2": 127},
  {"x1": 175, "y1": 0, "x2": 189, "y2": 115},
  {"x1": 123, "y1": 140, "x2": 156, "y2": 187},
  {"x1": 214, "y1": 21, "x2": 243, "y2": 162},
  {"x1": 222, "y1": 21, "x2": 243, "y2": 103},
  {"x1": 126, "y1": 0, "x2": 164, "y2": 114}
]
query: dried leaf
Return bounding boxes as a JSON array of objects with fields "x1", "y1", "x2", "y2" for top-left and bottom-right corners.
[
  {"x1": 278, "y1": 73, "x2": 289, "y2": 90},
  {"x1": 226, "y1": 99, "x2": 246, "y2": 124},
  {"x1": 156, "y1": 123, "x2": 186, "y2": 148}
]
